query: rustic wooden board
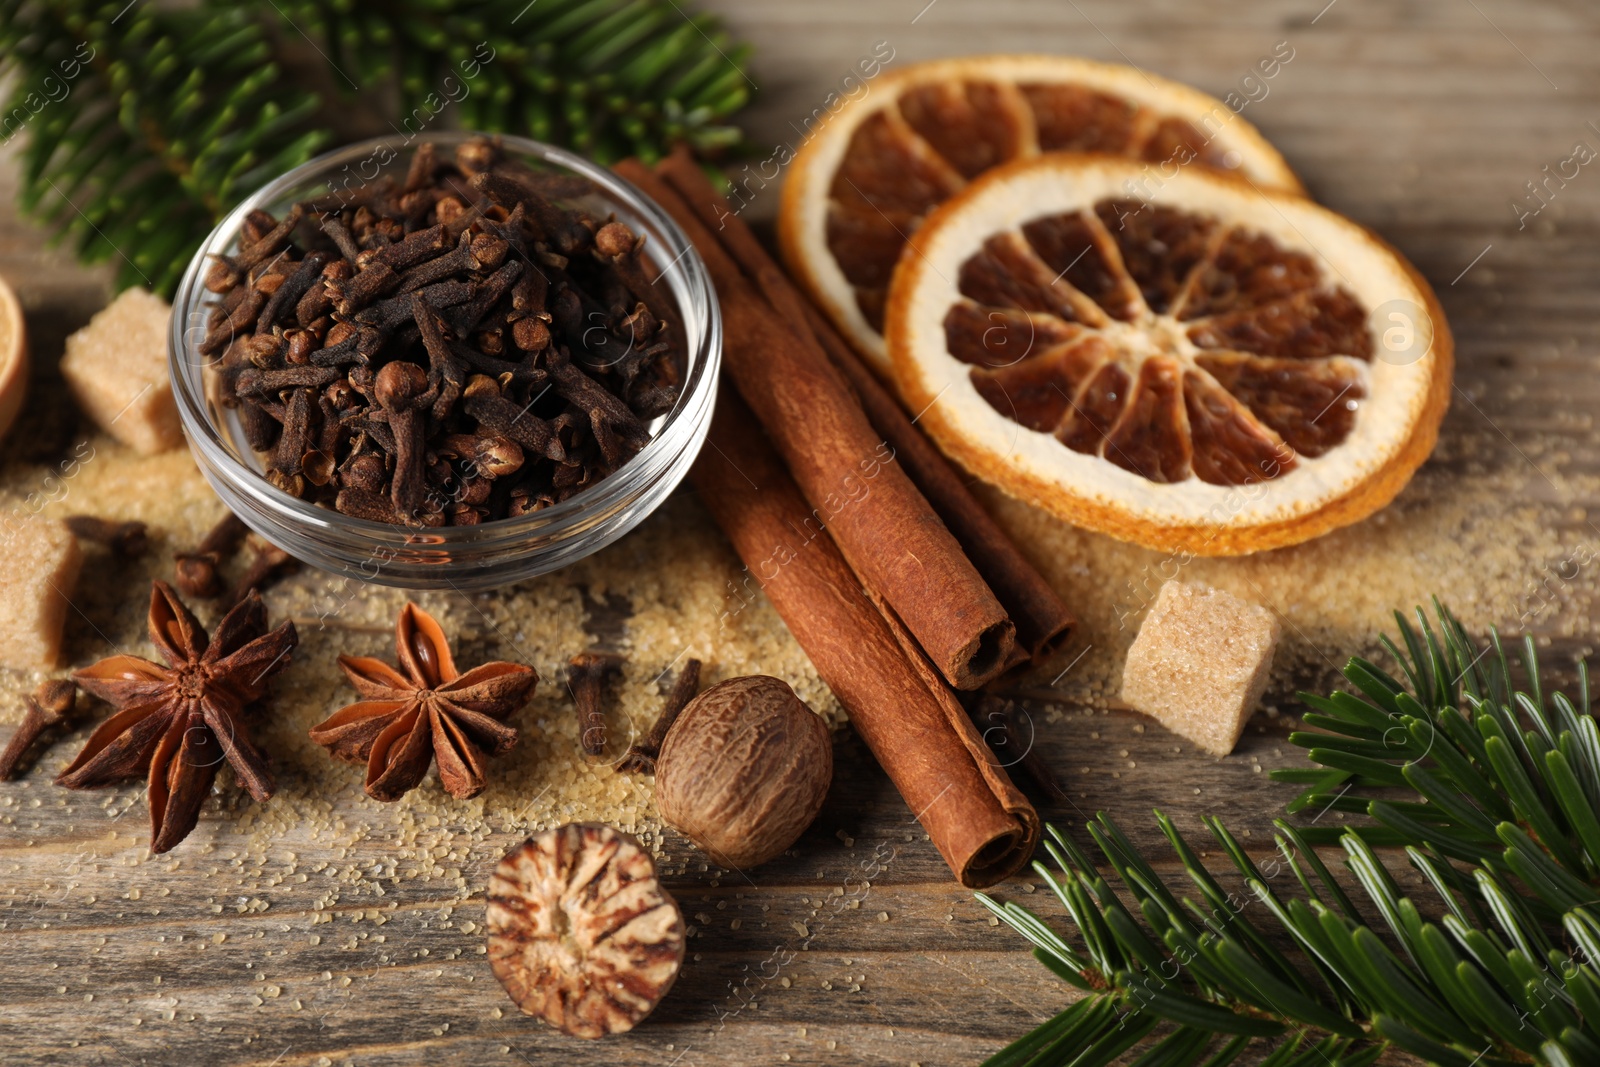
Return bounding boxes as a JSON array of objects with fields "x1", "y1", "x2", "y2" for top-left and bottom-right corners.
[{"x1": 3, "y1": 1, "x2": 1600, "y2": 1064}]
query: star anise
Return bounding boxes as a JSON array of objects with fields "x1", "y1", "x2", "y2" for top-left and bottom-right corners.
[
  {"x1": 309, "y1": 602, "x2": 537, "y2": 801},
  {"x1": 57, "y1": 581, "x2": 299, "y2": 853}
]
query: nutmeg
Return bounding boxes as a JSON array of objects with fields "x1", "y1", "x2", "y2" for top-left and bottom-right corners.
[
  {"x1": 486, "y1": 824, "x2": 684, "y2": 1038},
  {"x1": 655, "y1": 675, "x2": 832, "y2": 869}
]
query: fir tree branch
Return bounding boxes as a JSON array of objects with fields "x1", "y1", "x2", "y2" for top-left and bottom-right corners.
[
  {"x1": 1278, "y1": 601, "x2": 1600, "y2": 899},
  {"x1": 0, "y1": 0, "x2": 329, "y2": 294},
  {"x1": 0, "y1": 0, "x2": 752, "y2": 296},
  {"x1": 981, "y1": 604, "x2": 1600, "y2": 1066},
  {"x1": 266, "y1": 0, "x2": 752, "y2": 163}
]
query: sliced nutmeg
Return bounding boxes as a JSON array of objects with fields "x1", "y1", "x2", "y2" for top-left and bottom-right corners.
[
  {"x1": 486, "y1": 823, "x2": 684, "y2": 1039},
  {"x1": 655, "y1": 675, "x2": 833, "y2": 870}
]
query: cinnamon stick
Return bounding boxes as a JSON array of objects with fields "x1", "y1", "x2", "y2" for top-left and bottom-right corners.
[
  {"x1": 691, "y1": 389, "x2": 1038, "y2": 887},
  {"x1": 812, "y1": 304, "x2": 1075, "y2": 660},
  {"x1": 613, "y1": 159, "x2": 1015, "y2": 690},
  {"x1": 654, "y1": 150, "x2": 1076, "y2": 663}
]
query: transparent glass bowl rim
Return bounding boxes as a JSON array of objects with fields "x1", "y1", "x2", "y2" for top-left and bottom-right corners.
[{"x1": 167, "y1": 131, "x2": 721, "y2": 556}]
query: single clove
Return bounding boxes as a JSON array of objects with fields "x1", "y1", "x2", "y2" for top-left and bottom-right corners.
[
  {"x1": 593, "y1": 220, "x2": 677, "y2": 336},
  {"x1": 256, "y1": 252, "x2": 329, "y2": 336},
  {"x1": 65, "y1": 515, "x2": 149, "y2": 558},
  {"x1": 221, "y1": 541, "x2": 297, "y2": 611},
  {"x1": 567, "y1": 650, "x2": 623, "y2": 756},
  {"x1": 436, "y1": 433, "x2": 524, "y2": 480},
  {"x1": 446, "y1": 259, "x2": 524, "y2": 337},
  {"x1": 359, "y1": 223, "x2": 449, "y2": 272},
  {"x1": 270, "y1": 387, "x2": 316, "y2": 488},
  {"x1": 373, "y1": 360, "x2": 432, "y2": 515},
  {"x1": 396, "y1": 231, "x2": 483, "y2": 294},
  {"x1": 0, "y1": 680, "x2": 77, "y2": 780},
  {"x1": 462, "y1": 375, "x2": 564, "y2": 461},
  {"x1": 618, "y1": 658, "x2": 701, "y2": 774},
  {"x1": 174, "y1": 512, "x2": 250, "y2": 598},
  {"x1": 233, "y1": 364, "x2": 343, "y2": 399}
]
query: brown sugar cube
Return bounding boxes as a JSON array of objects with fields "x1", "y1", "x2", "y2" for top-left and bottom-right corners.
[
  {"x1": 0, "y1": 518, "x2": 83, "y2": 669},
  {"x1": 1120, "y1": 581, "x2": 1279, "y2": 756},
  {"x1": 61, "y1": 288, "x2": 182, "y2": 454}
]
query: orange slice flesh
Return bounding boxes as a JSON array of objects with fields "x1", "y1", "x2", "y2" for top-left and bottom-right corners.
[
  {"x1": 886, "y1": 155, "x2": 1452, "y2": 556},
  {"x1": 779, "y1": 55, "x2": 1304, "y2": 378}
]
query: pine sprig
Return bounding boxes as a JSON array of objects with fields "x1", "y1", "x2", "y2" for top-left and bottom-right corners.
[
  {"x1": 0, "y1": 0, "x2": 751, "y2": 296},
  {"x1": 1279, "y1": 601, "x2": 1600, "y2": 906},
  {"x1": 0, "y1": 0, "x2": 330, "y2": 294},
  {"x1": 980, "y1": 604, "x2": 1600, "y2": 1066},
  {"x1": 265, "y1": 0, "x2": 751, "y2": 163}
]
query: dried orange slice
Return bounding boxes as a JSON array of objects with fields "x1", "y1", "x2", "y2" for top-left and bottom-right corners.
[
  {"x1": 885, "y1": 155, "x2": 1452, "y2": 556},
  {"x1": 779, "y1": 54, "x2": 1303, "y2": 377}
]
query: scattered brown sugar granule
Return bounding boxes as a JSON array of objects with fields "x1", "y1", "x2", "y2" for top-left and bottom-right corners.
[
  {"x1": 0, "y1": 517, "x2": 83, "y2": 669},
  {"x1": 60, "y1": 288, "x2": 182, "y2": 455},
  {"x1": 1119, "y1": 580, "x2": 1279, "y2": 756}
]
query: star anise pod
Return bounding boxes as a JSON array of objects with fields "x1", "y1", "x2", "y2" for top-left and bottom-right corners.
[
  {"x1": 309, "y1": 602, "x2": 537, "y2": 801},
  {"x1": 57, "y1": 581, "x2": 299, "y2": 853}
]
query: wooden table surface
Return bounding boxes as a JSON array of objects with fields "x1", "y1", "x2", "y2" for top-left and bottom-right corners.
[{"x1": 4, "y1": 1, "x2": 1600, "y2": 1064}]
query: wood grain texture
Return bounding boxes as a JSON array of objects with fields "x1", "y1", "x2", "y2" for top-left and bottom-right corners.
[{"x1": 3, "y1": 0, "x2": 1600, "y2": 1064}]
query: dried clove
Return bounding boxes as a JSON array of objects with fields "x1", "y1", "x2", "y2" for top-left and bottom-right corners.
[
  {"x1": 256, "y1": 253, "x2": 328, "y2": 335},
  {"x1": 374, "y1": 361, "x2": 431, "y2": 515},
  {"x1": 270, "y1": 387, "x2": 317, "y2": 491},
  {"x1": 235, "y1": 364, "x2": 342, "y2": 399},
  {"x1": 335, "y1": 486, "x2": 410, "y2": 525},
  {"x1": 448, "y1": 259, "x2": 525, "y2": 337},
  {"x1": 319, "y1": 218, "x2": 363, "y2": 262},
  {"x1": 567, "y1": 650, "x2": 623, "y2": 756},
  {"x1": 462, "y1": 376, "x2": 563, "y2": 461},
  {"x1": 593, "y1": 220, "x2": 677, "y2": 336},
  {"x1": 618, "y1": 658, "x2": 701, "y2": 774},
  {"x1": 65, "y1": 515, "x2": 149, "y2": 557},
  {"x1": 221, "y1": 541, "x2": 297, "y2": 611},
  {"x1": 0, "y1": 680, "x2": 77, "y2": 780},
  {"x1": 404, "y1": 141, "x2": 443, "y2": 191},
  {"x1": 174, "y1": 512, "x2": 249, "y2": 598},
  {"x1": 396, "y1": 231, "x2": 482, "y2": 293},
  {"x1": 362, "y1": 223, "x2": 449, "y2": 271},
  {"x1": 200, "y1": 287, "x2": 267, "y2": 356},
  {"x1": 437, "y1": 433, "x2": 524, "y2": 479}
]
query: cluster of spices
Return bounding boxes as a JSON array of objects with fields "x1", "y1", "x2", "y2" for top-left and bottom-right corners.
[
  {"x1": 0, "y1": 134, "x2": 1095, "y2": 1043},
  {"x1": 614, "y1": 150, "x2": 1072, "y2": 886},
  {"x1": 202, "y1": 137, "x2": 684, "y2": 526}
]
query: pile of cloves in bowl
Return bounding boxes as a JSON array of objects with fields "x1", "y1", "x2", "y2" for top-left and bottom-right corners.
[{"x1": 200, "y1": 136, "x2": 685, "y2": 527}]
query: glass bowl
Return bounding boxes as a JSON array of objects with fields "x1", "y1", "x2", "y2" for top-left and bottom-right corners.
[{"x1": 168, "y1": 132, "x2": 720, "y2": 590}]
